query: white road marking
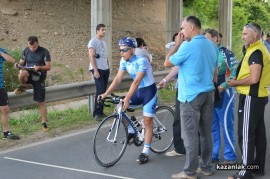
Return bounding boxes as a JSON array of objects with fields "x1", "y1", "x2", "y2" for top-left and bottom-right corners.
[{"x1": 4, "y1": 157, "x2": 134, "y2": 179}]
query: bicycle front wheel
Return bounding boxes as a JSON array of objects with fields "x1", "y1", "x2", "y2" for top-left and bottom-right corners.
[
  {"x1": 150, "y1": 105, "x2": 174, "y2": 153},
  {"x1": 93, "y1": 114, "x2": 128, "y2": 167}
]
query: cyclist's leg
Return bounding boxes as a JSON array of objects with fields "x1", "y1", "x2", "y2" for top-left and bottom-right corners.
[
  {"x1": 133, "y1": 84, "x2": 157, "y2": 164},
  {"x1": 142, "y1": 116, "x2": 153, "y2": 151},
  {"x1": 141, "y1": 85, "x2": 158, "y2": 152},
  {"x1": 129, "y1": 90, "x2": 141, "y2": 135}
]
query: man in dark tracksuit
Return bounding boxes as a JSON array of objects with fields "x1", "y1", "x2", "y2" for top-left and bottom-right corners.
[{"x1": 227, "y1": 22, "x2": 270, "y2": 178}]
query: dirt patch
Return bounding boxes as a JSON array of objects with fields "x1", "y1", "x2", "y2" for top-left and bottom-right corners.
[{"x1": 0, "y1": 0, "x2": 167, "y2": 86}]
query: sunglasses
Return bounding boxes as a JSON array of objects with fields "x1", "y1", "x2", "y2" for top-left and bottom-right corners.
[
  {"x1": 245, "y1": 23, "x2": 261, "y2": 34},
  {"x1": 119, "y1": 48, "x2": 131, "y2": 53},
  {"x1": 245, "y1": 24, "x2": 256, "y2": 32}
]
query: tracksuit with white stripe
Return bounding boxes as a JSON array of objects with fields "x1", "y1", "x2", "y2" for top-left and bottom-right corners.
[
  {"x1": 212, "y1": 46, "x2": 239, "y2": 162},
  {"x1": 235, "y1": 40, "x2": 270, "y2": 177}
]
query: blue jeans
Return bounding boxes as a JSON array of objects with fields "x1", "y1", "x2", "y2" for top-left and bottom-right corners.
[
  {"x1": 90, "y1": 69, "x2": 110, "y2": 117},
  {"x1": 180, "y1": 91, "x2": 214, "y2": 176}
]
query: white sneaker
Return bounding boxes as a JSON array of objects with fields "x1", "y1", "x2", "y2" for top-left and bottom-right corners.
[{"x1": 165, "y1": 150, "x2": 185, "y2": 157}]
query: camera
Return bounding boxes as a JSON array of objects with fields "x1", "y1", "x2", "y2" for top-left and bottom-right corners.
[{"x1": 95, "y1": 54, "x2": 100, "y2": 59}]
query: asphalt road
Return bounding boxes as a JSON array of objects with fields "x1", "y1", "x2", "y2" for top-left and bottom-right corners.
[{"x1": 0, "y1": 96, "x2": 269, "y2": 179}]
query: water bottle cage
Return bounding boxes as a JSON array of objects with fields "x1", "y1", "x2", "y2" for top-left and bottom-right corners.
[{"x1": 130, "y1": 117, "x2": 144, "y2": 142}]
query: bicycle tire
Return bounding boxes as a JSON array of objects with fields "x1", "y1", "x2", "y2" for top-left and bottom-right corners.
[
  {"x1": 93, "y1": 114, "x2": 128, "y2": 167},
  {"x1": 150, "y1": 105, "x2": 174, "y2": 153}
]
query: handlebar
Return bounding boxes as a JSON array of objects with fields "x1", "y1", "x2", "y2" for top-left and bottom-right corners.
[
  {"x1": 98, "y1": 93, "x2": 134, "y2": 112},
  {"x1": 98, "y1": 93, "x2": 125, "y2": 104}
]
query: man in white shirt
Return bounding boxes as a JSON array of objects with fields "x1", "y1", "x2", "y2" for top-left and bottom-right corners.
[{"x1": 88, "y1": 24, "x2": 110, "y2": 121}]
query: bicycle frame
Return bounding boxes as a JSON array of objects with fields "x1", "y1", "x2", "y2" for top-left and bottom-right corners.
[
  {"x1": 106, "y1": 101, "x2": 144, "y2": 143},
  {"x1": 93, "y1": 97, "x2": 175, "y2": 167},
  {"x1": 153, "y1": 113, "x2": 167, "y2": 134}
]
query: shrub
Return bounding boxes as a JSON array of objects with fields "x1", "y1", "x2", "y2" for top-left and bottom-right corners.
[{"x1": 3, "y1": 49, "x2": 21, "y2": 92}]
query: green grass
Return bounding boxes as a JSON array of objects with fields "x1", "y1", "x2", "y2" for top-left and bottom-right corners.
[
  {"x1": 3, "y1": 86, "x2": 176, "y2": 138},
  {"x1": 8, "y1": 106, "x2": 96, "y2": 137},
  {"x1": 158, "y1": 81, "x2": 176, "y2": 105}
]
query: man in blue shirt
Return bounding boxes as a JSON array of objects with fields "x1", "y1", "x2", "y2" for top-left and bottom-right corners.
[{"x1": 164, "y1": 16, "x2": 218, "y2": 179}]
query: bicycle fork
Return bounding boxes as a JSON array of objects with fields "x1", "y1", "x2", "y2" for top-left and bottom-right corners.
[{"x1": 106, "y1": 116, "x2": 121, "y2": 143}]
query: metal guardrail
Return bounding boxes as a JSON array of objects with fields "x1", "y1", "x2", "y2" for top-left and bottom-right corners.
[{"x1": 8, "y1": 70, "x2": 169, "y2": 109}]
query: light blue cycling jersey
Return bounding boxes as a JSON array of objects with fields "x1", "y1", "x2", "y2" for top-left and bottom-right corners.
[
  {"x1": 119, "y1": 55, "x2": 155, "y2": 88},
  {"x1": 119, "y1": 55, "x2": 157, "y2": 117}
]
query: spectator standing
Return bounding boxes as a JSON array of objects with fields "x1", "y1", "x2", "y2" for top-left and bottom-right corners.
[
  {"x1": 158, "y1": 33, "x2": 186, "y2": 156},
  {"x1": 14, "y1": 36, "x2": 51, "y2": 132},
  {"x1": 227, "y1": 22, "x2": 270, "y2": 178},
  {"x1": 134, "y1": 38, "x2": 153, "y2": 63},
  {"x1": 263, "y1": 32, "x2": 270, "y2": 53},
  {"x1": 218, "y1": 32, "x2": 223, "y2": 46},
  {"x1": 0, "y1": 48, "x2": 20, "y2": 140},
  {"x1": 157, "y1": 66, "x2": 186, "y2": 156},
  {"x1": 88, "y1": 24, "x2": 110, "y2": 121},
  {"x1": 204, "y1": 29, "x2": 238, "y2": 164},
  {"x1": 164, "y1": 16, "x2": 218, "y2": 179},
  {"x1": 165, "y1": 33, "x2": 179, "y2": 50}
]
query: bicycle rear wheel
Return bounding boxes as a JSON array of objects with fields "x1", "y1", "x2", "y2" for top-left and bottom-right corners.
[
  {"x1": 93, "y1": 114, "x2": 128, "y2": 167},
  {"x1": 150, "y1": 105, "x2": 174, "y2": 153}
]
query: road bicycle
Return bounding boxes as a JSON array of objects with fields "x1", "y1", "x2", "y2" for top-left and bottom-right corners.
[{"x1": 93, "y1": 94, "x2": 175, "y2": 167}]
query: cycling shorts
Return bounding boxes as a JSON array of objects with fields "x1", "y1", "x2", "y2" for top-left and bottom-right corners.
[{"x1": 130, "y1": 83, "x2": 158, "y2": 117}]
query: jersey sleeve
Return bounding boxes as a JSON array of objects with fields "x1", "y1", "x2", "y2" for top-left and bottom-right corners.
[
  {"x1": 0, "y1": 48, "x2": 7, "y2": 62},
  {"x1": 248, "y1": 50, "x2": 263, "y2": 66},
  {"x1": 44, "y1": 49, "x2": 51, "y2": 62},
  {"x1": 21, "y1": 48, "x2": 28, "y2": 61},
  {"x1": 220, "y1": 48, "x2": 239, "y2": 89},
  {"x1": 87, "y1": 38, "x2": 96, "y2": 49},
  {"x1": 137, "y1": 57, "x2": 148, "y2": 72}
]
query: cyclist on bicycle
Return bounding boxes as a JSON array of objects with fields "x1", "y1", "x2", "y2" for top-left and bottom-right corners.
[{"x1": 100, "y1": 36, "x2": 158, "y2": 164}]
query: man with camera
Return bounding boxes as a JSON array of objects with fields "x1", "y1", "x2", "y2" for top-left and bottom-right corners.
[{"x1": 88, "y1": 24, "x2": 110, "y2": 121}]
